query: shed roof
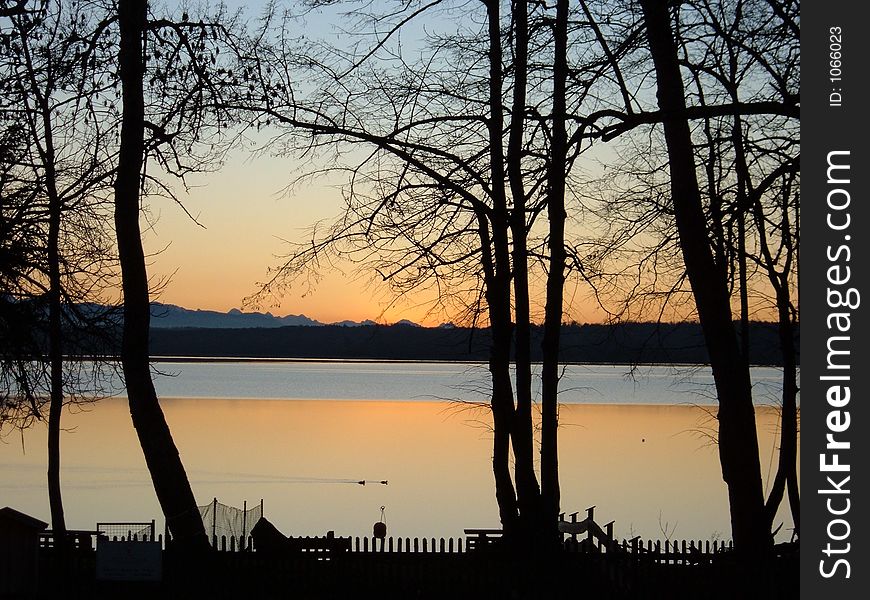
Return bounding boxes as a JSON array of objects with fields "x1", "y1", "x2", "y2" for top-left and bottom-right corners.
[{"x1": 0, "y1": 507, "x2": 48, "y2": 531}]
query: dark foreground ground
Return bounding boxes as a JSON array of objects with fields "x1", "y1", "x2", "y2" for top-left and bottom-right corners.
[{"x1": 33, "y1": 545, "x2": 798, "y2": 599}]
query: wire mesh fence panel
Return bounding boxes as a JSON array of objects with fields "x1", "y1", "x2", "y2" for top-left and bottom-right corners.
[{"x1": 97, "y1": 521, "x2": 156, "y2": 541}]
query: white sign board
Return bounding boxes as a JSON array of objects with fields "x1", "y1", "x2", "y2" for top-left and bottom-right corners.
[{"x1": 96, "y1": 540, "x2": 162, "y2": 582}]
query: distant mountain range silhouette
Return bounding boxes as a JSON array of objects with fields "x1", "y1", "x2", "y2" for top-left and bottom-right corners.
[
  {"x1": 149, "y1": 302, "x2": 424, "y2": 329},
  {"x1": 4, "y1": 298, "x2": 794, "y2": 365}
]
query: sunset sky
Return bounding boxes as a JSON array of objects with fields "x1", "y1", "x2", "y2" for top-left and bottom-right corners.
[
  {"x1": 141, "y1": 146, "x2": 610, "y2": 326},
  {"x1": 136, "y1": 1, "x2": 644, "y2": 327},
  {"x1": 124, "y1": 0, "x2": 791, "y2": 328},
  {"x1": 142, "y1": 0, "x2": 614, "y2": 326}
]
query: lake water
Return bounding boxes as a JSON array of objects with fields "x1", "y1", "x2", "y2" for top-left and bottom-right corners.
[
  {"x1": 0, "y1": 362, "x2": 798, "y2": 543},
  {"x1": 143, "y1": 360, "x2": 790, "y2": 405}
]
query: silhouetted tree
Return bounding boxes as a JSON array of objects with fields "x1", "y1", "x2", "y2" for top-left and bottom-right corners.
[
  {"x1": 678, "y1": 0, "x2": 799, "y2": 536},
  {"x1": 556, "y1": 0, "x2": 798, "y2": 551},
  {"x1": 539, "y1": 0, "x2": 569, "y2": 538},
  {"x1": 0, "y1": 119, "x2": 46, "y2": 434},
  {"x1": 1, "y1": 0, "x2": 121, "y2": 537},
  {"x1": 639, "y1": 0, "x2": 770, "y2": 556},
  {"x1": 235, "y1": 0, "x2": 582, "y2": 544},
  {"x1": 114, "y1": 0, "x2": 248, "y2": 548},
  {"x1": 115, "y1": 0, "x2": 208, "y2": 549}
]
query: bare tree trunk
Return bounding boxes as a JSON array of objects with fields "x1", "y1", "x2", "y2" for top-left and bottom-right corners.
[
  {"x1": 737, "y1": 205, "x2": 750, "y2": 360},
  {"x1": 639, "y1": 0, "x2": 768, "y2": 557},
  {"x1": 115, "y1": 0, "x2": 208, "y2": 549},
  {"x1": 753, "y1": 176, "x2": 800, "y2": 537},
  {"x1": 19, "y1": 22, "x2": 67, "y2": 538},
  {"x1": 46, "y1": 147, "x2": 66, "y2": 538},
  {"x1": 786, "y1": 453, "x2": 800, "y2": 538},
  {"x1": 506, "y1": 0, "x2": 541, "y2": 540},
  {"x1": 482, "y1": 254, "x2": 519, "y2": 533},
  {"x1": 725, "y1": 30, "x2": 751, "y2": 368},
  {"x1": 483, "y1": 0, "x2": 524, "y2": 539},
  {"x1": 731, "y1": 115, "x2": 751, "y2": 366},
  {"x1": 734, "y1": 84, "x2": 800, "y2": 537},
  {"x1": 473, "y1": 205, "x2": 518, "y2": 533},
  {"x1": 763, "y1": 288, "x2": 799, "y2": 535},
  {"x1": 540, "y1": 0, "x2": 568, "y2": 542},
  {"x1": 490, "y1": 321, "x2": 520, "y2": 536}
]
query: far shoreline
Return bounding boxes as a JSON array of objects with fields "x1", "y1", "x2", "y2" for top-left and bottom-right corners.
[{"x1": 66, "y1": 355, "x2": 792, "y2": 369}]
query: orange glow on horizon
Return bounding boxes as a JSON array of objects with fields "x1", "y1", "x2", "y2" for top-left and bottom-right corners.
[
  {"x1": 142, "y1": 147, "x2": 780, "y2": 327},
  {"x1": 152, "y1": 266, "x2": 613, "y2": 327}
]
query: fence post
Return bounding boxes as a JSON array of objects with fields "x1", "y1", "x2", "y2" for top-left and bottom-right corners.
[
  {"x1": 242, "y1": 500, "x2": 247, "y2": 549},
  {"x1": 566, "y1": 512, "x2": 576, "y2": 545},
  {"x1": 582, "y1": 508, "x2": 595, "y2": 550}
]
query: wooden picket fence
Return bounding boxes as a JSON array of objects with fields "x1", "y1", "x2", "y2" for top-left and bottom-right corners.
[
  {"x1": 166, "y1": 531, "x2": 736, "y2": 568},
  {"x1": 38, "y1": 504, "x2": 738, "y2": 574},
  {"x1": 36, "y1": 531, "x2": 796, "y2": 600},
  {"x1": 40, "y1": 506, "x2": 736, "y2": 569}
]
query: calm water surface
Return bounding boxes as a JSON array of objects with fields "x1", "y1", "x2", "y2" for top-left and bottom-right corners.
[
  {"x1": 145, "y1": 360, "x2": 789, "y2": 405},
  {"x1": 0, "y1": 362, "x2": 797, "y2": 543}
]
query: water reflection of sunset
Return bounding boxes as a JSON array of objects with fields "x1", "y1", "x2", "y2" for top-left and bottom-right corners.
[{"x1": 1, "y1": 399, "x2": 795, "y2": 543}]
